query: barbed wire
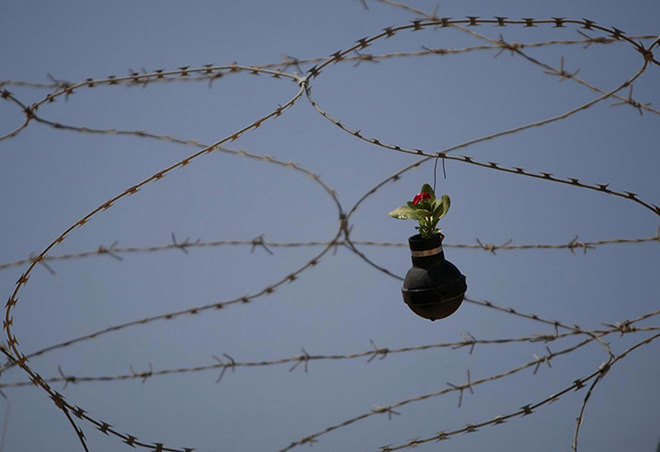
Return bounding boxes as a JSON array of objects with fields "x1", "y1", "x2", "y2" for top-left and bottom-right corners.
[
  {"x1": 2, "y1": 324, "x2": 658, "y2": 390},
  {"x1": 1, "y1": 232, "x2": 657, "y2": 272},
  {"x1": 1, "y1": 2, "x2": 658, "y2": 452},
  {"x1": 2, "y1": 35, "x2": 658, "y2": 91},
  {"x1": 0, "y1": 329, "x2": 622, "y2": 388}
]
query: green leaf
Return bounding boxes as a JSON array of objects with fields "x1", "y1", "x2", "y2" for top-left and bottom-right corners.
[
  {"x1": 388, "y1": 205, "x2": 421, "y2": 220},
  {"x1": 420, "y1": 183, "x2": 435, "y2": 198},
  {"x1": 414, "y1": 208, "x2": 433, "y2": 217},
  {"x1": 432, "y1": 198, "x2": 445, "y2": 216},
  {"x1": 441, "y1": 194, "x2": 450, "y2": 212},
  {"x1": 434, "y1": 194, "x2": 450, "y2": 219}
]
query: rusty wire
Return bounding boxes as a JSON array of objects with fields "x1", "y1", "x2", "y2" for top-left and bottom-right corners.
[{"x1": 0, "y1": 3, "x2": 658, "y2": 452}]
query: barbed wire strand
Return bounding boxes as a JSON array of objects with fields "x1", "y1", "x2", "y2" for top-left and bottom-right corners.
[
  {"x1": 1, "y1": 233, "x2": 657, "y2": 272},
  {"x1": 2, "y1": 325, "x2": 658, "y2": 390},
  {"x1": 0, "y1": 329, "x2": 608, "y2": 387},
  {"x1": 0, "y1": 90, "x2": 32, "y2": 143},
  {"x1": 3, "y1": 35, "x2": 657, "y2": 91}
]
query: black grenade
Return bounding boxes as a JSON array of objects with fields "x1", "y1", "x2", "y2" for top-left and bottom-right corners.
[{"x1": 401, "y1": 233, "x2": 467, "y2": 321}]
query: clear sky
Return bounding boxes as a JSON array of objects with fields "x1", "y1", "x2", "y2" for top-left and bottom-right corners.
[{"x1": 0, "y1": 1, "x2": 658, "y2": 452}]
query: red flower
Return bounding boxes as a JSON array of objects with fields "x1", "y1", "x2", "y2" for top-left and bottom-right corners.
[{"x1": 412, "y1": 192, "x2": 432, "y2": 205}]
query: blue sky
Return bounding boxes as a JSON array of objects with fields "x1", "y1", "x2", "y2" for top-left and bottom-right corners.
[{"x1": 0, "y1": 1, "x2": 658, "y2": 451}]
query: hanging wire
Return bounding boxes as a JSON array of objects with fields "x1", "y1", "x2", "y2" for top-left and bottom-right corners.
[{"x1": 433, "y1": 154, "x2": 447, "y2": 193}]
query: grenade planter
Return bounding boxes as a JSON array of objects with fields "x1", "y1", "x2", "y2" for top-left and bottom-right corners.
[{"x1": 402, "y1": 233, "x2": 467, "y2": 321}]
